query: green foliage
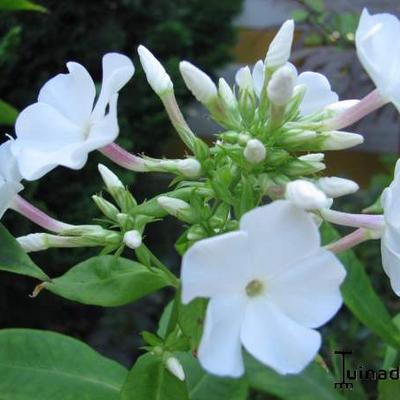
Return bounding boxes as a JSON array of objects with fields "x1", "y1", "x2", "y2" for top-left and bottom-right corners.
[
  {"x1": 0, "y1": 98, "x2": 18, "y2": 124},
  {"x1": 0, "y1": 0, "x2": 46, "y2": 12},
  {"x1": 45, "y1": 255, "x2": 172, "y2": 306},
  {"x1": 0, "y1": 223, "x2": 49, "y2": 280},
  {"x1": 0, "y1": 329, "x2": 127, "y2": 399},
  {"x1": 121, "y1": 352, "x2": 188, "y2": 400}
]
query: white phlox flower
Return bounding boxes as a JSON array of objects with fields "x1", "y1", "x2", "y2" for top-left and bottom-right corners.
[
  {"x1": 0, "y1": 140, "x2": 23, "y2": 219},
  {"x1": 12, "y1": 53, "x2": 135, "y2": 180},
  {"x1": 181, "y1": 200, "x2": 346, "y2": 377}
]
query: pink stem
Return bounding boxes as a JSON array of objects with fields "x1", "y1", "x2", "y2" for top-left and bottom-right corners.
[
  {"x1": 320, "y1": 209, "x2": 384, "y2": 231},
  {"x1": 326, "y1": 228, "x2": 369, "y2": 253},
  {"x1": 10, "y1": 195, "x2": 73, "y2": 233},
  {"x1": 99, "y1": 143, "x2": 146, "y2": 171},
  {"x1": 324, "y1": 89, "x2": 388, "y2": 130}
]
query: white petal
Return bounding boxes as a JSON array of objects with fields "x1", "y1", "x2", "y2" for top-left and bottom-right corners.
[
  {"x1": 356, "y1": 9, "x2": 400, "y2": 108},
  {"x1": 383, "y1": 174, "x2": 400, "y2": 230},
  {"x1": 38, "y1": 61, "x2": 95, "y2": 125},
  {"x1": 296, "y1": 72, "x2": 338, "y2": 115},
  {"x1": 268, "y1": 249, "x2": 346, "y2": 328},
  {"x1": 181, "y1": 231, "x2": 252, "y2": 304},
  {"x1": 235, "y1": 66, "x2": 254, "y2": 92},
  {"x1": 92, "y1": 53, "x2": 134, "y2": 119},
  {"x1": 0, "y1": 181, "x2": 23, "y2": 219},
  {"x1": 239, "y1": 200, "x2": 320, "y2": 279},
  {"x1": 252, "y1": 60, "x2": 265, "y2": 97},
  {"x1": 265, "y1": 20, "x2": 295, "y2": 69},
  {"x1": 0, "y1": 140, "x2": 22, "y2": 182},
  {"x1": 198, "y1": 294, "x2": 246, "y2": 377},
  {"x1": 241, "y1": 298, "x2": 321, "y2": 374},
  {"x1": 381, "y1": 231, "x2": 400, "y2": 296},
  {"x1": 14, "y1": 103, "x2": 86, "y2": 180}
]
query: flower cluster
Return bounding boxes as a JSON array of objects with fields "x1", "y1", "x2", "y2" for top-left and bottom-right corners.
[{"x1": 1, "y1": 8, "x2": 400, "y2": 381}]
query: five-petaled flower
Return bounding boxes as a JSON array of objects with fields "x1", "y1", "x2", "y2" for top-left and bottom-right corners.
[
  {"x1": 181, "y1": 200, "x2": 346, "y2": 377},
  {"x1": 12, "y1": 53, "x2": 135, "y2": 180}
]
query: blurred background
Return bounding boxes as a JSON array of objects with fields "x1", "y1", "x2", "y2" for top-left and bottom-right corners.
[{"x1": 1, "y1": 0, "x2": 400, "y2": 396}]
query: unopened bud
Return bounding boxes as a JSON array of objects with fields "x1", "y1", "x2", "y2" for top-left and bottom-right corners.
[
  {"x1": 166, "y1": 357, "x2": 185, "y2": 381},
  {"x1": 283, "y1": 159, "x2": 326, "y2": 176},
  {"x1": 123, "y1": 230, "x2": 142, "y2": 249},
  {"x1": 252, "y1": 60, "x2": 265, "y2": 97},
  {"x1": 321, "y1": 131, "x2": 364, "y2": 150},
  {"x1": 285, "y1": 180, "x2": 332, "y2": 210},
  {"x1": 235, "y1": 66, "x2": 254, "y2": 92},
  {"x1": 157, "y1": 196, "x2": 190, "y2": 217},
  {"x1": 177, "y1": 158, "x2": 202, "y2": 178},
  {"x1": 218, "y1": 78, "x2": 237, "y2": 109},
  {"x1": 265, "y1": 19, "x2": 295, "y2": 69},
  {"x1": 324, "y1": 99, "x2": 360, "y2": 115},
  {"x1": 187, "y1": 225, "x2": 207, "y2": 241},
  {"x1": 138, "y1": 45, "x2": 173, "y2": 95},
  {"x1": 92, "y1": 195, "x2": 119, "y2": 221},
  {"x1": 98, "y1": 164, "x2": 124, "y2": 192},
  {"x1": 244, "y1": 139, "x2": 266, "y2": 164},
  {"x1": 298, "y1": 153, "x2": 325, "y2": 162},
  {"x1": 179, "y1": 61, "x2": 217, "y2": 104},
  {"x1": 318, "y1": 177, "x2": 359, "y2": 198},
  {"x1": 17, "y1": 233, "x2": 49, "y2": 252},
  {"x1": 281, "y1": 130, "x2": 317, "y2": 145},
  {"x1": 267, "y1": 65, "x2": 296, "y2": 106}
]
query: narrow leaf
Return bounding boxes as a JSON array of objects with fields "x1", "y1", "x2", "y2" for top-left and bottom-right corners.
[
  {"x1": 0, "y1": 329, "x2": 127, "y2": 399},
  {"x1": 0, "y1": 0, "x2": 47, "y2": 12},
  {"x1": 45, "y1": 255, "x2": 171, "y2": 306},
  {"x1": 0, "y1": 99, "x2": 18, "y2": 125},
  {"x1": 0, "y1": 223, "x2": 49, "y2": 281}
]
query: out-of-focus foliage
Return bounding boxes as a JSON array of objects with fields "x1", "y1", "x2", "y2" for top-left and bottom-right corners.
[{"x1": 0, "y1": 0, "x2": 46, "y2": 12}]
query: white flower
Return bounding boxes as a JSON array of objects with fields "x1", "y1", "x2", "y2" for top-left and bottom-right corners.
[
  {"x1": 12, "y1": 53, "x2": 135, "y2": 180},
  {"x1": 165, "y1": 356, "x2": 185, "y2": 381},
  {"x1": 380, "y1": 161, "x2": 400, "y2": 294},
  {"x1": 123, "y1": 230, "x2": 142, "y2": 249},
  {"x1": 243, "y1": 139, "x2": 266, "y2": 164},
  {"x1": 182, "y1": 200, "x2": 345, "y2": 377},
  {"x1": 179, "y1": 61, "x2": 218, "y2": 104},
  {"x1": 265, "y1": 20, "x2": 295, "y2": 69},
  {"x1": 355, "y1": 9, "x2": 400, "y2": 110},
  {"x1": 318, "y1": 177, "x2": 359, "y2": 198},
  {"x1": 267, "y1": 65, "x2": 297, "y2": 106},
  {"x1": 137, "y1": 45, "x2": 173, "y2": 95},
  {"x1": 0, "y1": 140, "x2": 23, "y2": 219},
  {"x1": 285, "y1": 180, "x2": 332, "y2": 210},
  {"x1": 252, "y1": 62, "x2": 338, "y2": 116}
]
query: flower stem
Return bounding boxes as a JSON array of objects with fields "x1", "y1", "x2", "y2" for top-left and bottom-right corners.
[
  {"x1": 320, "y1": 208, "x2": 384, "y2": 231},
  {"x1": 99, "y1": 143, "x2": 147, "y2": 171},
  {"x1": 326, "y1": 228, "x2": 370, "y2": 253},
  {"x1": 324, "y1": 89, "x2": 388, "y2": 130},
  {"x1": 10, "y1": 195, "x2": 74, "y2": 233}
]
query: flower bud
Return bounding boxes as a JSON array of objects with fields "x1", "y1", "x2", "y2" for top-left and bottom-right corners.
[
  {"x1": 92, "y1": 195, "x2": 119, "y2": 221},
  {"x1": 17, "y1": 233, "x2": 49, "y2": 252},
  {"x1": 267, "y1": 65, "x2": 296, "y2": 106},
  {"x1": 243, "y1": 139, "x2": 266, "y2": 164},
  {"x1": 252, "y1": 60, "x2": 265, "y2": 97},
  {"x1": 283, "y1": 159, "x2": 326, "y2": 176},
  {"x1": 324, "y1": 99, "x2": 360, "y2": 115},
  {"x1": 317, "y1": 177, "x2": 359, "y2": 198},
  {"x1": 281, "y1": 130, "x2": 317, "y2": 145},
  {"x1": 235, "y1": 66, "x2": 254, "y2": 92},
  {"x1": 265, "y1": 19, "x2": 295, "y2": 69},
  {"x1": 218, "y1": 78, "x2": 237, "y2": 109},
  {"x1": 285, "y1": 180, "x2": 332, "y2": 210},
  {"x1": 157, "y1": 196, "x2": 190, "y2": 217},
  {"x1": 298, "y1": 153, "x2": 325, "y2": 162},
  {"x1": 137, "y1": 45, "x2": 173, "y2": 95},
  {"x1": 320, "y1": 131, "x2": 364, "y2": 150},
  {"x1": 179, "y1": 61, "x2": 217, "y2": 104},
  {"x1": 177, "y1": 158, "x2": 202, "y2": 178},
  {"x1": 187, "y1": 224, "x2": 208, "y2": 241},
  {"x1": 98, "y1": 164, "x2": 124, "y2": 192},
  {"x1": 165, "y1": 356, "x2": 185, "y2": 381},
  {"x1": 123, "y1": 230, "x2": 142, "y2": 249}
]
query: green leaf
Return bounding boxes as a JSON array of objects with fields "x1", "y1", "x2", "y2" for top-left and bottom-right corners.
[
  {"x1": 0, "y1": 0, "x2": 47, "y2": 12},
  {"x1": 45, "y1": 255, "x2": 171, "y2": 306},
  {"x1": 292, "y1": 9, "x2": 309, "y2": 23},
  {"x1": 177, "y1": 352, "x2": 248, "y2": 400},
  {"x1": 245, "y1": 354, "x2": 344, "y2": 400},
  {"x1": 322, "y1": 223, "x2": 400, "y2": 349},
  {"x1": 378, "y1": 378, "x2": 400, "y2": 400},
  {"x1": 179, "y1": 298, "x2": 207, "y2": 350},
  {"x1": 0, "y1": 223, "x2": 49, "y2": 281},
  {"x1": 121, "y1": 353, "x2": 189, "y2": 400},
  {"x1": 304, "y1": 0, "x2": 324, "y2": 13},
  {"x1": 0, "y1": 99, "x2": 18, "y2": 125},
  {"x1": 0, "y1": 329, "x2": 127, "y2": 399}
]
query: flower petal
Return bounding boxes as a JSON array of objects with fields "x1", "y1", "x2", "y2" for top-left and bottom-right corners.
[
  {"x1": 241, "y1": 298, "x2": 321, "y2": 374},
  {"x1": 0, "y1": 140, "x2": 22, "y2": 182},
  {"x1": 38, "y1": 61, "x2": 95, "y2": 125},
  {"x1": 181, "y1": 231, "x2": 253, "y2": 304},
  {"x1": 356, "y1": 9, "x2": 400, "y2": 108},
  {"x1": 381, "y1": 232, "x2": 400, "y2": 296},
  {"x1": 13, "y1": 103, "x2": 86, "y2": 180},
  {"x1": 92, "y1": 53, "x2": 134, "y2": 119},
  {"x1": 239, "y1": 200, "x2": 320, "y2": 279},
  {"x1": 268, "y1": 249, "x2": 346, "y2": 328},
  {"x1": 296, "y1": 71, "x2": 338, "y2": 115},
  {"x1": 198, "y1": 294, "x2": 246, "y2": 377},
  {"x1": 252, "y1": 60, "x2": 265, "y2": 98},
  {"x1": 0, "y1": 181, "x2": 23, "y2": 219}
]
